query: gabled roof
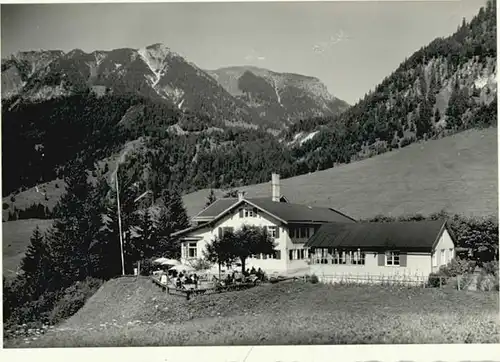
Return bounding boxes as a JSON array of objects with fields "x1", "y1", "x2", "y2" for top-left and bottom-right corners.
[
  {"x1": 172, "y1": 197, "x2": 356, "y2": 238},
  {"x1": 305, "y1": 220, "x2": 449, "y2": 253},
  {"x1": 248, "y1": 198, "x2": 356, "y2": 223},
  {"x1": 193, "y1": 196, "x2": 288, "y2": 220}
]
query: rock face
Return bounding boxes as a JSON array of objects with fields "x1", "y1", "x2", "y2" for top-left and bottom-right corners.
[
  {"x1": 206, "y1": 66, "x2": 349, "y2": 125},
  {"x1": 1, "y1": 45, "x2": 349, "y2": 130}
]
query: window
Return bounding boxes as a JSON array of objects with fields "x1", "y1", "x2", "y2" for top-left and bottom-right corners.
[
  {"x1": 275, "y1": 250, "x2": 281, "y2": 260},
  {"x1": 289, "y1": 250, "x2": 294, "y2": 260},
  {"x1": 299, "y1": 227, "x2": 309, "y2": 238},
  {"x1": 268, "y1": 226, "x2": 278, "y2": 238},
  {"x1": 440, "y1": 249, "x2": 446, "y2": 265},
  {"x1": 449, "y1": 248, "x2": 454, "y2": 262},
  {"x1": 352, "y1": 249, "x2": 366, "y2": 265},
  {"x1": 289, "y1": 227, "x2": 296, "y2": 238},
  {"x1": 244, "y1": 207, "x2": 256, "y2": 217},
  {"x1": 386, "y1": 252, "x2": 400, "y2": 266},
  {"x1": 188, "y1": 242, "x2": 197, "y2": 258}
]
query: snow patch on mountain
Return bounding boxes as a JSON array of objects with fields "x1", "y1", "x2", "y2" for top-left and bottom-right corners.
[
  {"x1": 138, "y1": 44, "x2": 172, "y2": 87},
  {"x1": 287, "y1": 131, "x2": 320, "y2": 146},
  {"x1": 272, "y1": 77, "x2": 283, "y2": 107}
]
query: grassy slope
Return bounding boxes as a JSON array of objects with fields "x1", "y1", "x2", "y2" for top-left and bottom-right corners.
[
  {"x1": 2, "y1": 179, "x2": 66, "y2": 221},
  {"x1": 183, "y1": 127, "x2": 498, "y2": 220},
  {"x1": 7, "y1": 276, "x2": 498, "y2": 347},
  {"x1": 2, "y1": 219, "x2": 53, "y2": 278}
]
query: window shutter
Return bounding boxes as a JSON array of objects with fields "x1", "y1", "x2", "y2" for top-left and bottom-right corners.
[
  {"x1": 218, "y1": 227, "x2": 222, "y2": 238},
  {"x1": 276, "y1": 227, "x2": 280, "y2": 238},
  {"x1": 400, "y1": 253, "x2": 407, "y2": 267},
  {"x1": 253, "y1": 208, "x2": 258, "y2": 216},
  {"x1": 377, "y1": 252, "x2": 385, "y2": 266},
  {"x1": 239, "y1": 209, "x2": 243, "y2": 218}
]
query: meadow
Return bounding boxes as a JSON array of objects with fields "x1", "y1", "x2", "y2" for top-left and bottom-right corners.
[
  {"x1": 2, "y1": 218, "x2": 53, "y2": 278},
  {"x1": 183, "y1": 127, "x2": 498, "y2": 219},
  {"x1": 6, "y1": 276, "x2": 499, "y2": 347}
]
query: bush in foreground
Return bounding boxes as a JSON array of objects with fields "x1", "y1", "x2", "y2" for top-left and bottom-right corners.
[{"x1": 48, "y1": 278, "x2": 104, "y2": 325}]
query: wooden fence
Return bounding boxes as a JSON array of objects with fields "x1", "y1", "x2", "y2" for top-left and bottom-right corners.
[{"x1": 301, "y1": 273, "x2": 472, "y2": 290}]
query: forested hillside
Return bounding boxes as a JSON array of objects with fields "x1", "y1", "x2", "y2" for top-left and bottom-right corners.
[{"x1": 286, "y1": 1, "x2": 496, "y2": 170}]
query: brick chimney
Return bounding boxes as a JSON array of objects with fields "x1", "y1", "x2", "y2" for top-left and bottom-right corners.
[
  {"x1": 272, "y1": 173, "x2": 280, "y2": 202},
  {"x1": 238, "y1": 190, "x2": 246, "y2": 201}
]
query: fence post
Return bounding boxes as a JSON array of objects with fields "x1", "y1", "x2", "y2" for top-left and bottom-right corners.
[
  {"x1": 439, "y1": 276, "x2": 442, "y2": 288},
  {"x1": 457, "y1": 275, "x2": 461, "y2": 291}
]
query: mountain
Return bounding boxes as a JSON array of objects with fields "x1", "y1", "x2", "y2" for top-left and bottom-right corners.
[
  {"x1": 206, "y1": 66, "x2": 349, "y2": 125},
  {"x1": 1, "y1": 44, "x2": 349, "y2": 130},
  {"x1": 284, "y1": 0, "x2": 497, "y2": 169},
  {"x1": 1, "y1": 50, "x2": 64, "y2": 100}
]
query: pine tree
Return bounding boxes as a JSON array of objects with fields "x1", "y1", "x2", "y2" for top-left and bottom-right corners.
[
  {"x1": 44, "y1": 161, "x2": 105, "y2": 288},
  {"x1": 95, "y1": 200, "x2": 123, "y2": 279},
  {"x1": 155, "y1": 205, "x2": 179, "y2": 259},
  {"x1": 136, "y1": 208, "x2": 156, "y2": 260},
  {"x1": 20, "y1": 226, "x2": 52, "y2": 299},
  {"x1": 162, "y1": 188, "x2": 190, "y2": 232},
  {"x1": 416, "y1": 100, "x2": 433, "y2": 139},
  {"x1": 205, "y1": 189, "x2": 217, "y2": 208}
]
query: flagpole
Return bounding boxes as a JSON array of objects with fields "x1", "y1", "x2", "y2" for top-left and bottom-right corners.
[{"x1": 116, "y1": 168, "x2": 125, "y2": 276}]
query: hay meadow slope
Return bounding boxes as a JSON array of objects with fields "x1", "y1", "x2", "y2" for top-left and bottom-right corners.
[
  {"x1": 8, "y1": 277, "x2": 499, "y2": 347},
  {"x1": 182, "y1": 127, "x2": 498, "y2": 220}
]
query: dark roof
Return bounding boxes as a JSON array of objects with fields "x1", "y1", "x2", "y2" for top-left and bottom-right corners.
[
  {"x1": 194, "y1": 197, "x2": 287, "y2": 219},
  {"x1": 194, "y1": 198, "x2": 239, "y2": 218},
  {"x1": 305, "y1": 220, "x2": 447, "y2": 252},
  {"x1": 193, "y1": 197, "x2": 355, "y2": 224},
  {"x1": 249, "y1": 198, "x2": 356, "y2": 223}
]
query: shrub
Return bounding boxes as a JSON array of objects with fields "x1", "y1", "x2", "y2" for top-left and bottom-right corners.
[
  {"x1": 477, "y1": 273, "x2": 498, "y2": 291},
  {"x1": 448, "y1": 274, "x2": 473, "y2": 290},
  {"x1": 48, "y1": 277, "x2": 104, "y2": 325},
  {"x1": 427, "y1": 272, "x2": 444, "y2": 287},
  {"x1": 187, "y1": 258, "x2": 212, "y2": 271},
  {"x1": 309, "y1": 274, "x2": 319, "y2": 284},
  {"x1": 482, "y1": 260, "x2": 498, "y2": 275},
  {"x1": 138, "y1": 258, "x2": 156, "y2": 276},
  {"x1": 440, "y1": 258, "x2": 476, "y2": 277}
]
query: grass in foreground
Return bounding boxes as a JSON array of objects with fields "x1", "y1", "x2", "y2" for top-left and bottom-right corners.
[{"x1": 5, "y1": 277, "x2": 499, "y2": 347}]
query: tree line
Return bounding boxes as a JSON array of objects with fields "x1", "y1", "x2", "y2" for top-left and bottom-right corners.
[{"x1": 3, "y1": 157, "x2": 190, "y2": 328}]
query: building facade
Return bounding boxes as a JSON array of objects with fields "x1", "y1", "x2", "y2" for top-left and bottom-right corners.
[
  {"x1": 305, "y1": 220, "x2": 456, "y2": 283},
  {"x1": 172, "y1": 173, "x2": 356, "y2": 275}
]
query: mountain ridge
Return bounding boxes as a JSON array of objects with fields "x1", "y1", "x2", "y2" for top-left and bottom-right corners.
[{"x1": 2, "y1": 44, "x2": 349, "y2": 130}]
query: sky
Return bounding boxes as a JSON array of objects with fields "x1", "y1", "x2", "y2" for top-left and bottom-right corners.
[{"x1": 1, "y1": 0, "x2": 487, "y2": 104}]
